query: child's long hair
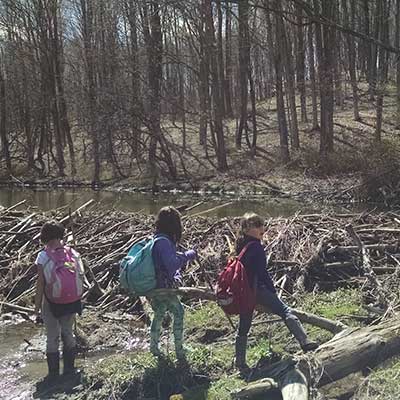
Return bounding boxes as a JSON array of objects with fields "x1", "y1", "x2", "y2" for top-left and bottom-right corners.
[
  {"x1": 155, "y1": 206, "x2": 183, "y2": 243},
  {"x1": 235, "y1": 212, "x2": 264, "y2": 253}
]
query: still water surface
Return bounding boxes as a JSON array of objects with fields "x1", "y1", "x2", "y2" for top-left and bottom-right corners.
[{"x1": 0, "y1": 188, "x2": 360, "y2": 217}]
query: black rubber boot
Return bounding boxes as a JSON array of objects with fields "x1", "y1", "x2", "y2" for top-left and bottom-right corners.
[
  {"x1": 235, "y1": 336, "x2": 250, "y2": 372},
  {"x1": 36, "y1": 352, "x2": 60, "y2": 391},
  {"x1": 63, "y1": 347, "x2": 78, "y2": 375},
  {"x1": 285, "y1": 315, "x2": 319, "y2": 352}
]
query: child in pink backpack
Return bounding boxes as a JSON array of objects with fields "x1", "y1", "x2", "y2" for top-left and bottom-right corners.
[{"x1": 34, "y1": 221, "x2": 84, "y2": 390}]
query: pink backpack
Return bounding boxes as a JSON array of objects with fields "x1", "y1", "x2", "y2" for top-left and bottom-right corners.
[{"x1": 43, "y1": 246, "x2": 83, "y2": 304}]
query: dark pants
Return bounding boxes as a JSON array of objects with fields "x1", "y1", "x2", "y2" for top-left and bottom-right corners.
[{"x1": 238, "y1": 285, "x2": 292, "y2": 337}]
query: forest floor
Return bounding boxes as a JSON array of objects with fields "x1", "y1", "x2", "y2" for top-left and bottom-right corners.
[{"x1": 2, "y1": 83, "x2": 400, "y2": 206}]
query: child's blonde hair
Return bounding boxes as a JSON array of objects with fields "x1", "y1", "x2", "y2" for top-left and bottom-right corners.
[
  {"x1": 235, "y1": 213, "x2": 265, "y2": 252},
  {"x1": 240, "y1": 212, "x2": 264, "y2": 234}
]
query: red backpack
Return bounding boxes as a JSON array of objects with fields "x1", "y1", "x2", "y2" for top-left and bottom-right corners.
[{"x1": 215, "y1": 243, "x2": 256, "y2": 315}]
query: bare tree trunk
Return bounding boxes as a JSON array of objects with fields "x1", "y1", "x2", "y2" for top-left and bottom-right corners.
[
  {"x1": 224, "y1": 1, "x2": 234, "y2": 118},
  {"x1": 21, "y1": 60, "x2": 34, "y2": 170},
  {"x1": 275, "y1": 0, "x2": 299, "y2": 150},
  {"x1": 314, "y1": 0, "x2": 334, "y2": 159},
  {"x1": 296, "y1": 5, "x2": 307, "y2": 123},
  {"x1": 265, "y1": 0, "x2": 289, "y2": 162},
  {"x1": 80, "y1": 0, "x2": 101, "y2": 184},
  {"x1": 199, "y1": 0, "x2": 209, "y2": 150},
  {"x1": 369, "y1": 0, "x2": 380, "y2": 99},
  {"x1": 205, "y1": 0, "x2": 228, "y2": 171},
  {"x1": 147, "y1": 1, "x2": 161, "y2": 173},
  {"x1": 0, "y1": 61, "x2": 11, "y2": 175},
  {"x1": 375, "y1": 0, "x2": 388, "y2": 142},
  {"x1": 52, "y1": 0, "x2": 75, "y2": 176},
  {"x1": 216, "y1": 0, "x2": 226, "y2": 117},
  {"x1": 308, "y1": 24, "x2": 319, "y2": 130},
  {"x1": 236, "y1": 0, "x2": 249, "y2": 149},
  {"x1": 125, "y1": 0, "x2": 142, "y2": 156},
  {"x1": 342, "y1": 0, "x2": 360, "y2": 121}
]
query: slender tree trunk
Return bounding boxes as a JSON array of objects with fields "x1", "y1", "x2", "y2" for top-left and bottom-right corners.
[
  {"x1": 22, "y1": 61, "x2": 34, "y2": 170},
  {"x1": 314, "y1": 0, "x2": 334, "y2": 158},
  {"x1": 147, "y1": 1, "x2": 161, "y2": 172},
  {"x1": 81, "y1": 0, "x2": 100, "y2": 184},
  {"x1": 224, "y1": 1, "x2": 233, "y2": 118},
  {"x1": 375, "y1": 0, "x2": 388, "y2": 142},
  {"x1": 52, "y1": 2, "x2": 75, "y2": 176},
  {"x1": 369, "y1": 0, "x2": 380, "y2": 99},
  {"x1": 308, "y1": 24, "x2": 319, "y2": 130},
  {"x1": 236, "y1": 0, "x2": 250, "y2": 149},
  {"x1": 296, "y1": 5, "x2": 307, "y2": 123},
  {"x1": 216, "y1": 0, "x2": 226, "y2": 117},
  {"x1": 265, "y1": 0, "x2": 289, "y2": 162},
  {"x1": 342, "y1": 0, "x2": 360, "y2": 121},
  {"x1": 0, "y1": 62, "x2": 11, "y2": 175},
  {"x1": 125, "y1": 0, "x2": 142, "y2": 156},
  {"x1": 275, "y1": 0, "x2": 299, "y2": 150},
  {"x1": 205, "y1": 0, "x2": 228, "y2": 171},
  {"x1": 199, "y1": 0, "x2": 209, "y2": 150}
]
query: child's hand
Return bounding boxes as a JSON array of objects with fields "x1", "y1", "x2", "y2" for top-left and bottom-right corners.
[{"x1": 185, "y1": 250, "x2": 197, "y2": 261}]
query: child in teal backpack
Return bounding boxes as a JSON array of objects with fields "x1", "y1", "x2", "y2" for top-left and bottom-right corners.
[{"x1": 149, "y1": 206, "x2": 196, "y2": 359}]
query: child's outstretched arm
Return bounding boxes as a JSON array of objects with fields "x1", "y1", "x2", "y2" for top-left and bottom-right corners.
[{"x1": 154, "y1": 240, "x2": 196, "y2": 278}]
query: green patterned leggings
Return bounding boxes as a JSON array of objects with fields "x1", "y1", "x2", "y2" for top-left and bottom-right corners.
[{"x1": 149, "y1": 294, "x2": 184, "y2": 355}]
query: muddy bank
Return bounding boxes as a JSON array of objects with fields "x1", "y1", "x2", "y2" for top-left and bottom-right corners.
[{"x1": 0, "y1": 308, "x2": 148, "y2": 400}]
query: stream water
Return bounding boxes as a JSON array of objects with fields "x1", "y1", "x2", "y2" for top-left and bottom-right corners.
[
  {"x1": 0, "y1": 187, "x2": 369, "y2": 399},
  {"x1": 0, "y1": 187, "x2": 362, "y2": 217}
]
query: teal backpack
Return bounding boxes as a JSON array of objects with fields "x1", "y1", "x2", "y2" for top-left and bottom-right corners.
[{"x1": 119, "y1": 236, "x2": 166, "y2": 296}]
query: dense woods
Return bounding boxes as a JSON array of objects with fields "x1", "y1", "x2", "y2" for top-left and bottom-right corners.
[{"x1": 0, "y1": 0, "x2": 400, "y2": 184}]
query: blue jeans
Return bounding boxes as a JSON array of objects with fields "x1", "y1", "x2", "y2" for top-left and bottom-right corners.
[{"x1": 238, "y1": 285, "x2": 292, "y2": 337}]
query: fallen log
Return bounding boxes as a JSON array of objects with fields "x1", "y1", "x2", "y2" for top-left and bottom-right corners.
[
  {"x1": 237, "y1": 316, "x2": 400, "y2": 399},
  {"x1": 230, "y1": 378, "x2": 278, "y2": 399}
]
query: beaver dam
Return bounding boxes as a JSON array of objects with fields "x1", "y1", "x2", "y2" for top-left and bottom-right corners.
[{"x1": 1, "y1": 200, "x2": 400, "y2": 399}]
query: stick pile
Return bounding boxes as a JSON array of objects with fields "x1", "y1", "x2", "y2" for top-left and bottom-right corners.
[{"x1": 1, "y1": 201, "x2": 400, "y2": 315}]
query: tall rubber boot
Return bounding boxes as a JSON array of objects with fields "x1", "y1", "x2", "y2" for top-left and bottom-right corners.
[
  {"x1": 63, "y1": 347, "x2": 77, "y2": 375},
  {"x1": 235, "y1": 336, "x2": 250, "y2": 371},
  {"x1": 285, "y1": 315, "x2": 319, "y2": 352},
  {"x1": 150, "y1": 317, "x2": 162, "y2": 356},
  {"x1": 36, "y1": 352, "x2": 60, "y2": 391}
]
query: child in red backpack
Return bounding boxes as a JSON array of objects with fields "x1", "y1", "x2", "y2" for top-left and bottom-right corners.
[
  {"x1": 234, "y1": 213, "x2": 318, "y2": 371},
  {"x1": 34, "y1": 221, "x2": 83, "y2": 389}
]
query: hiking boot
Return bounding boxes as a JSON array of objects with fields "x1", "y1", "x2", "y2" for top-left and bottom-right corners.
[
  {"x1": 36, "y1": 352, "x2": 60, "y2": 391},
  {"x1": 285, "y1": 315, "x2": 319, "y2": 353},
  {"x1": 301, "y1": 341, "x2": 319, "y2": 352}
]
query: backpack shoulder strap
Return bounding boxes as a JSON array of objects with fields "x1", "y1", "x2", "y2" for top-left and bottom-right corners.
[{"x1": 237, "y1": 241, "x2": 257, "y2": 261}]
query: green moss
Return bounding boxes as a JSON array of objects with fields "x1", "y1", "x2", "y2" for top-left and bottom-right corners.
[
  {"x1": 299, "y1": 288, "x2": 362, "y2": 321},
  {"x1": 185, "y1": 301, "x2": 233, "y2": 334}
]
